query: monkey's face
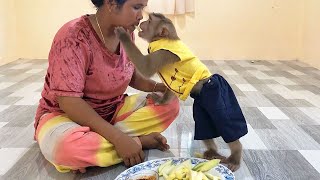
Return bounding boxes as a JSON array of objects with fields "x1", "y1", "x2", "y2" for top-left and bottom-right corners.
[{"x1": 137, "y1": 16, "x2": 159, "y2": 42}]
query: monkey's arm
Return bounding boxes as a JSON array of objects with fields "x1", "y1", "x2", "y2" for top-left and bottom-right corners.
[
  {"x1": 115, "y1": 27, "x2": 179, "y2": 77},
  {"x1": 129, "y1": 69, "x2": 166, "y2": 92}
]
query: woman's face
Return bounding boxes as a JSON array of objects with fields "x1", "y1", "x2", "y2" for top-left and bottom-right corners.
[{"x1": 112, "y1": 0, "x2": 148, "y2": 32}]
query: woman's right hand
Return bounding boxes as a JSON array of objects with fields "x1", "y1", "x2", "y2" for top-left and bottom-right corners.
[{"x1": 113, "y1": 134, "x2": 145, "y2": 167}]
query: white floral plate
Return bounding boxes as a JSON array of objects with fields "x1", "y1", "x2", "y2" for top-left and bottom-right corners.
[{"x1": 115, "y1": 157, "x2": 235, "y2": 180}]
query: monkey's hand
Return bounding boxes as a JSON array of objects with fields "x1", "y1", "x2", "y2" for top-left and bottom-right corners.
[
  {"x1": 158, "y1": 90, "x2": 176, "y2": 105},
  {"x1": 114, "y1": 27, "x2": 131, "y2": 41},
  {"x1": 148, "y1": 90, "x2": 175, "y2": 105},
  {"x1": 147, "y1": 93, "x2": 161, "y2": 103}
]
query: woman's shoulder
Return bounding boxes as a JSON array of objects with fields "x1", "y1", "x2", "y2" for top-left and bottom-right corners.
[{"x1": 53, "y1": 15, "x2": 92, "y2": 42}]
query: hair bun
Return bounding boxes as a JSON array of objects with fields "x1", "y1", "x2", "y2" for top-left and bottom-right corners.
[
  {"x1": 91, "y1": 0, "x2": 127, "y2": 8},
  {"x1": 91, "y1": 0, "x2": 104, "y2": 8}
]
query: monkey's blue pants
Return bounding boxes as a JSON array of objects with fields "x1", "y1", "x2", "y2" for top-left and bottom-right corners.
[{"x1": 190, "y1": 74, "x2": 248, "y2": 143}]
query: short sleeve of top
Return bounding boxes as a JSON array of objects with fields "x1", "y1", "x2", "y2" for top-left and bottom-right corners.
[{"x1": 48, "y1": 36, "x2": 88, "y2": 98}]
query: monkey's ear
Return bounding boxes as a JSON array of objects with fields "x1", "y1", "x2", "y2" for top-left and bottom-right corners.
[{"x1": 158, "y1": 26, "x2": 170, "y2": 37}]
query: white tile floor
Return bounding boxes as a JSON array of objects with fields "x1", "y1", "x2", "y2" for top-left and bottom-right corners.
[
  {"x1": 9, "y1": 63, "x2": 33, "y2": 70},
  {"x1": 0, "y1": 82, "x2": 15, "y2": 90},
  {"x1": 14, "y1": 93, "x2": 42, "y2": 105},
  {"x1": 254, "y1": 65, "x2": 272, "y2": 71},
  {"x1": 0, "y1": 105, "x2": 10, "y2": 113},
  {"x1": 0, "y1": 148, "x2": 29, "y2": 175},
  {"x1": 274, "y1": 77, "x2": 297, "y2": 85},
  {"x1": 25, "y1": 69, "x2": 44, "y2": 74},
  {"x1": 222, "y1": 70, "x2": 239, "y2": 76},
  {"x1": 299, "y1": 150, "x2": 320, "y2": 173},
  {"x1": 257, "y1": 107, "x2": 290, "y2": 120},
  {"x1": 235, "y1": 84, "x2": 258, "y2": 92},
  {"x1": 1, "y1": 59, "x2": 320, "y2": 180},
  {"x1": 288, "y1": 70, "x2": 306, "y2": 76},
  {"x1": 243, "y1": 92, "x2": 275, "y2": 107},
  {"x1": 0, "y1": 122, "x2": 8, "y2": 128},
  {"x1": 248, "y1": 70, "x2": 271, "y2": 80},
  {"x1": 299, "y1": 107, "x2": 320, "y2": 124},
  {"x1": 240, "y1": 124, "x2": 268, "y2": 150},
  {"x1": 9, "y1": 83, "x2": 44, "y2": 97}
]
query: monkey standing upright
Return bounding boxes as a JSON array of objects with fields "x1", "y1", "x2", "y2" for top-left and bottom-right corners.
[{"x1": 114, "y1": 13, "x2": 248, "y2": 172}]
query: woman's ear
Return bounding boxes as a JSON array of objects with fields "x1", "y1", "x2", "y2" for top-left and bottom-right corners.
[{"x1": 106, "y1": 0, "x2": 117, "y2": 12}]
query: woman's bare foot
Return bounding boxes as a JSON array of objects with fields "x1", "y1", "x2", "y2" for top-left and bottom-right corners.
[
  {"x1": 139, "y1": 132, "x2": 170, "y2": 151},
  {"x1": 72, "y1": 168, "x2": 86, "y2": 174},
  {"x1": 221, "y1": 151, "x2": 241, "y2": 172},
  {"x1": 203, "y1": 149, "x2": 227, "y2": 160}
]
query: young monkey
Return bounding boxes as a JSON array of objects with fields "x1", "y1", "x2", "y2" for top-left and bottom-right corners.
[{"x1": 114, "y1": 13, "x2": 248, "y2": 172}]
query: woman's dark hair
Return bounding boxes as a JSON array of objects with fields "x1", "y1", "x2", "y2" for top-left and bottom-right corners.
[{"x1": 91, "y1": 0, "x2": 127, "y2": 8}]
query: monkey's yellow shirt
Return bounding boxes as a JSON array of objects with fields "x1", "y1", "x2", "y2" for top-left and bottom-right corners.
[{"x1": 149, "y1": 39, "x2": 212, "y2": 101}]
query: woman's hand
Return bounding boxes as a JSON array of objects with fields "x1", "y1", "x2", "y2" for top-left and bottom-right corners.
[{"x1": 113, "y1": 134, "x2": 145, "y2": 167}]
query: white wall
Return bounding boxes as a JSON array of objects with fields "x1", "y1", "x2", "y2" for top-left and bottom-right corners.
[
  {"x1": 15, "y1": 0, "x2": 95, "y2": 59},
  {"x1": 301, "y1": 0, "x2": 320, "y2": 69},
  {"x1": 13, "y1": 0, "x2": 304, "y2": 61},
  {"x1": 166, "y1": 0, "x2": 303, "y2": 60},
  {"x1": 0, "y1": 1, "x2": 18, "y2": 66},
  {"x1": 1, "y1": 0, "x2": 319, "y2": 69}
]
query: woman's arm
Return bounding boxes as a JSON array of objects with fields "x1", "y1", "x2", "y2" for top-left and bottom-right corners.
[
  {"x1": 58, "y1": 96, "x2": 123, "y2": 143},
  {"x1": 57, "y1": 96, "x2": 144, "y2": 166},
  {"x1": 129, "y1": 69, "x2": 166, "y2": 92}
]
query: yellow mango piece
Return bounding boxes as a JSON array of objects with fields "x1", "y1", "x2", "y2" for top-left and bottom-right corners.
[
  {"x1": 194, "y1": 159, "x2": 220, "y2": 172},
  {"x1": 159, "y1": 160, "x2": 173, "y2": 176},
  {"x1": 194, "y1": 152, "x2": 204, "y2": 159}
]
